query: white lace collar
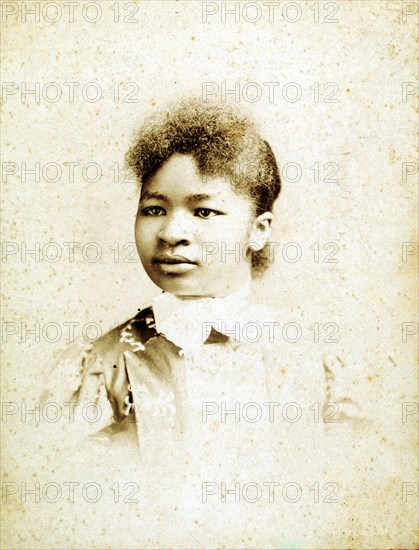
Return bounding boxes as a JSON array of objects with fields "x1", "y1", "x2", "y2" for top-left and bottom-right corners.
[{"x1": 151, "y1": 281, "x2": 252, "y2": 352}]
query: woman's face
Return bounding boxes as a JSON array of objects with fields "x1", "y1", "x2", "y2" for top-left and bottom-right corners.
[{"x1": 135, "y1": 154, "x2": 270, "y2": 298}]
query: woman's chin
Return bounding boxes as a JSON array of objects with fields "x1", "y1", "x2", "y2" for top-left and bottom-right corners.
[{"x1": 151, "y1": 276, "x2": 204, "y2": 297}]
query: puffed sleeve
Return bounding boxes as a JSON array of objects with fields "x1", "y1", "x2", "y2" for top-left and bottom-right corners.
[{"x1": 40, "y1": 337, "x2": 114, "y2": 438}]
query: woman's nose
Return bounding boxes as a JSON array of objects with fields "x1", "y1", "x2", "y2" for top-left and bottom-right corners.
[{"x1": 158, "y1": 212, "x2": 192, "y2": 246}]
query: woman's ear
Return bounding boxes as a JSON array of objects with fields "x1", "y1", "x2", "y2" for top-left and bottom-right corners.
[{"x1": 248, "y1": 212, "x2": 273, "y2": 252}]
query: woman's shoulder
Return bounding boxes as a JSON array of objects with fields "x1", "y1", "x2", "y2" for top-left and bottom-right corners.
[
  {"x1": 78, "y1": 305, "x2": 157, "y2": 360},
  {"x1": 42, "y1": 306, "x2": 155, "y2": 401},
  {"x1": 40, "y1": 307, "x2": 157, "y2": 443},
  {"x1": 246, "y1": 301, "x2": 367, "y2": 424}
]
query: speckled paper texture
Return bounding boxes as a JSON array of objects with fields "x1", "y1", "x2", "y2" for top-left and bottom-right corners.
[{"x1": 1, "y1": 1, "x2": 418, "y2": 548}]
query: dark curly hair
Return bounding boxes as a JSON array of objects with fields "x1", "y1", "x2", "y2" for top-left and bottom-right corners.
[{"x1": 125, "y1": 98, "x2": 281, "y2": 276}]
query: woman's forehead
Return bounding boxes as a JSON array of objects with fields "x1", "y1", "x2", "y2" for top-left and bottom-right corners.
[
  {"x1": 141, "y1": 154, "x2": 237, "y2": 198},
  {"x1": 146, "y1": 154, "x2": 206, "y2": 182}
]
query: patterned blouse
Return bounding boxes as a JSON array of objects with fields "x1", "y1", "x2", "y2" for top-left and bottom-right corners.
[{"x1": 41, "y1": 293, "x2": 361, "y2": 463}]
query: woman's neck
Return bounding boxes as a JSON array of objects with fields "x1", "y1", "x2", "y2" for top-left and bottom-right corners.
[{"x1": 172, "y1": 278, "x2": 252, "y2": 302}]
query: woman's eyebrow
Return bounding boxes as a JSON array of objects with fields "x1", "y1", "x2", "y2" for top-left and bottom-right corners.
[
  {"x1": 186, "y1": 193, "x2": 214, "y2": 203},
  {"x1": 140, "y1": 191, "x2": 167, "y2": 201},
  {"x1": 140, "y1": 192, "x2": 217, "y2": 203}
]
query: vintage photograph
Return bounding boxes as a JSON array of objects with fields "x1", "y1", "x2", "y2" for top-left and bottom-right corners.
[{"x1": 1, "y1": 1, "x2": 418, "y2": 548}]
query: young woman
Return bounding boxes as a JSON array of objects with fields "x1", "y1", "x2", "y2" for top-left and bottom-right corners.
[{"x1": 40, "y1": 98, "x2": 365, "y2": 547}]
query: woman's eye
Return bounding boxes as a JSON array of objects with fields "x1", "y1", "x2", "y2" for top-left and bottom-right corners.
[
  {"x1": 195, "y1": 208, "x2": 220, "y2": 219},
  {"x1": 141, "y1": 206, "x2": 165, "y2": 216}
]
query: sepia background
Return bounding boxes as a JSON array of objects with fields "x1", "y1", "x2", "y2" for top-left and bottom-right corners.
[{"x1": 1, "y1": 0, "x2": 418, "y2": 548}]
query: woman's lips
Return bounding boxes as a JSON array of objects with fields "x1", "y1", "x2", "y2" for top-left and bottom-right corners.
[
  {"x1": 152, "y1": 255, "x2": 198, "y2": 274},
  {"x1": 153, "y1": 261, "x2": 198, "y2": 274}
]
